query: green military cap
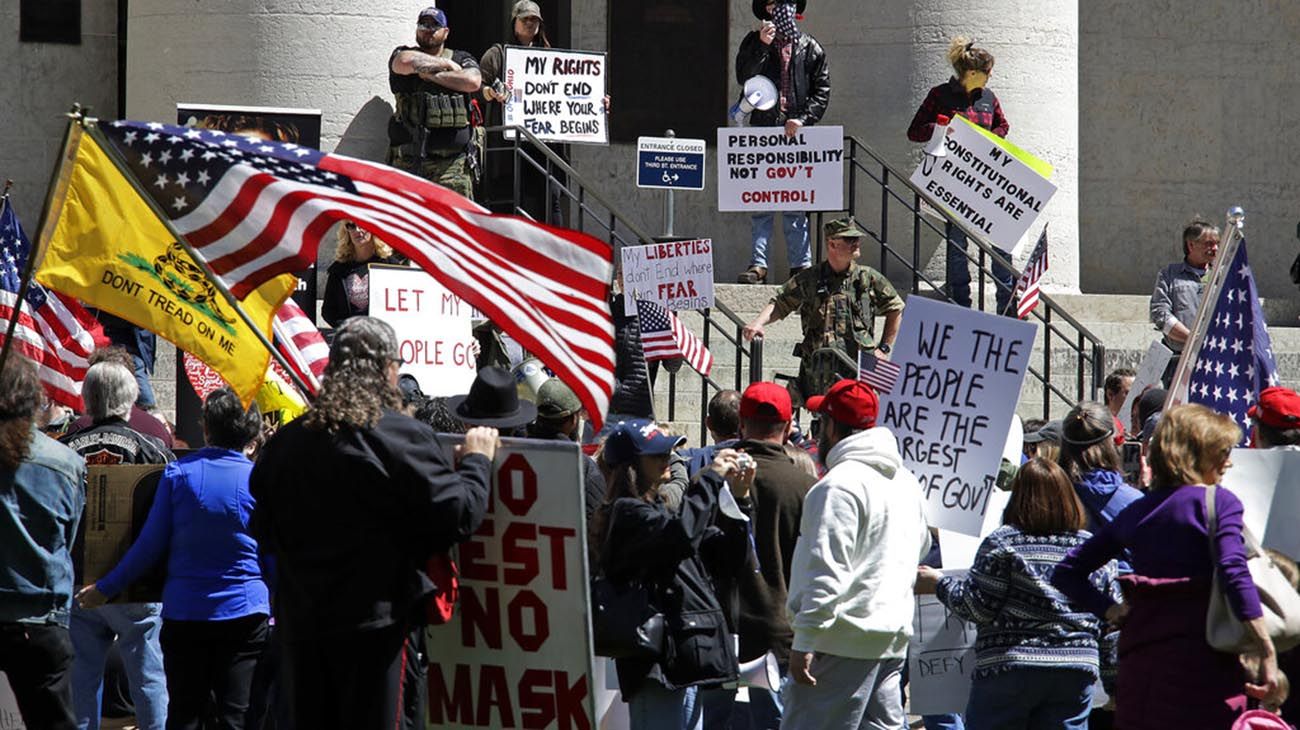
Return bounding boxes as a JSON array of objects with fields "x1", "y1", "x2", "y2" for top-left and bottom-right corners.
[
  {"x1": 536, "y1": 377, "x2": 582, "y2": 419},
  {"x1": 824, "y1": 217, "x2": 867, "y2": 239}
]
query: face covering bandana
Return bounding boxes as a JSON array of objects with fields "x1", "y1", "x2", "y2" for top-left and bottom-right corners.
[{"x1": 772, "y1": 2, "x2": 800, "y2": 41}]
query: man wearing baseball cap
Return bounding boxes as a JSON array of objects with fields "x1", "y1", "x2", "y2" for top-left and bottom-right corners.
[
  {"x1": 527, "y1": 378, "x2": 607, "y2": 518},
  {"x1": 783, "y1": 378, "x2": 930, "y2": 730},
  {"x1": 388, "y1": 6, "x2": 483, "y2": 198},
  {"x1": 1249, "y1": 386, "x2": 1300, "y2": 448},
  {"x1": 743, "y1": 217, "x2": 904, "y2": 407}
]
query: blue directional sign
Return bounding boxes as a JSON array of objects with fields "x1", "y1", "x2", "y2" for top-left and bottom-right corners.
[{"x1": 636, "y1": 136, "x2": 707, "y2": 190}]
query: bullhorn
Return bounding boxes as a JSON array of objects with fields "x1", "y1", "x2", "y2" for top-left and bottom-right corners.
[
  {"x1": 729, "y1": 76, "x2": 779, "y2": 126},
  {"x1": 737, "y1": 651, "x2": 781, "y2": 690},
  {"x1": 923, "y1": 114, "x2": 952, "y2": 157}
]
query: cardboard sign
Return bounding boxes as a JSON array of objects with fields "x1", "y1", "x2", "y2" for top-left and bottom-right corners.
[
  {"x1": 425, "y1": 438, "x2": 594, "y2": 730},
  {"x1": 620, "y1": 239, "x2": 714, "y2": 311},
  {"x1": 716, "y1": 126, "x2": 844, "y2": 211},
  {"x1": 1222, "y1": 448, "x2": 1300, "y2": 561},
  {"x1": 637, "y1": 137, "x2": 706, "y2": 190},
  {"x1": 502, "y1": 46, "x2": 608, "y2": 144},
  {"x1": 879, "y1": 298, "x2": 1035, "y2": 536},
  {"x1": 369, "y1": 265, "x2": 479, "y2": 398},
  {"x1": 908, "y1": 575, "x2": 977, "y2": 715},
  {"x1": 83, "y1": 464, "x2": 168, "y2": 603},
  {"x1": 909, "y1": 115, "x2": 1057, "y2": 253},
  {"x1": 1121, "y1": 340, "x2": 1174, "y2": 433}
]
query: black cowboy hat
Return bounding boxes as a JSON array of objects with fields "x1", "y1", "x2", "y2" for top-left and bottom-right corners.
[
  {"x1": 447, "y1": 366, "x2": 537, "y2": 429},
  {"x1": 752, "y1": 0, "x2": 806, "y2": 20}
]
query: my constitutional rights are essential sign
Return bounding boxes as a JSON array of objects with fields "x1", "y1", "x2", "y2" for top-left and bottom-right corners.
[
  {"x1": 368, "y1": 265, "x2": 479, "y2": 398},
  {"x1": 879, "y1": 298, "x2": 1034, "y2": 536},
  {"x1": 910, "y1": 115, "x2": 1057, "y2": 252},
  {"x1": 621, "y1": 239, "x2": 714, "y2": 311},
  {"x1": 503, "y1": 46, "x2": 607, "y2": 144},
  {"x1": 716, "y1": 126, "x2": 844, "y2": 211}
]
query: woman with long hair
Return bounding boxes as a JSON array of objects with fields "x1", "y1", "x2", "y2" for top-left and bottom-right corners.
[
  {"x1": 1053, "y1": 404, "x2": 1281, "y2": 728},
  {"x1": 592, "y1": 419, "x2": 753, "y2": 730},
  {"x1": 1057, "y1": 401, "x2": 1143, "y2": 533},
  {"x1": 916, "y1": 459, "x2": 1120, "y2": 729},
  {"x1": 321, "y1": 221, "x2": 400, "y2": 328}
]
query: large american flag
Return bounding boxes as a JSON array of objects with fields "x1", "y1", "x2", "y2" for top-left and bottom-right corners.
[
  {"x1": 0, "y1": 198, "x2": 100, "y2": 408},
  {"x1": 1186, "y1": 240, "x2": 1278, "y2": 440},
  {"x1": 272, "y1": 299, "x2": 327, "y2": 395},
  {"x1": 858, "y1": 351, "x2": 901, "y2": 394},
  {"x1": 96, "y1": 120, "x2": 615, "y2": 426},
  {"x1": 1013, "y1": 227, "x2": 1048, "y2": 319},
  {"x1": 636, "y1": 299, "x2": 713, "y2": 376}
]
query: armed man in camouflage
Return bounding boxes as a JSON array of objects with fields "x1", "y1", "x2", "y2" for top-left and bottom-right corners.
[
  {"x1": 388, "y1": 6, "x2": 482, "y2": 198},
  {"x1": 743, "y1": 218, "x2": 904, "y2": 406}
]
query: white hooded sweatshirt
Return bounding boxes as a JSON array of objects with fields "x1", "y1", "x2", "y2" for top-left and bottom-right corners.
[{"x1": 786, "y1": 426, "x2": 931, "y2": 660}]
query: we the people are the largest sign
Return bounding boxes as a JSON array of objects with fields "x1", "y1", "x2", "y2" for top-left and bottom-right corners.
[{"x1": 425, "y1": 438, "x2": 594, "y2": 730}]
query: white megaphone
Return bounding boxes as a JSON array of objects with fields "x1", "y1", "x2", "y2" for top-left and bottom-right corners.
[
  {"x1": 737, "y1": 651, "x2": 782, "y2": 690},
  {"x1": 513, "y1": 357, "x2": 550, "y2": 401},
  {"x1": 729, "y1": 76, "x2": 779, "y2": 126},
  {"x1": 923, "y1": 114, "x2": 951, "y2": 157}
]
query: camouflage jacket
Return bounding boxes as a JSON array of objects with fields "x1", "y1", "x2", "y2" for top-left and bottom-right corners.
[{"x1": 769, "y1": 261, "x2": 904, "y2": 359}]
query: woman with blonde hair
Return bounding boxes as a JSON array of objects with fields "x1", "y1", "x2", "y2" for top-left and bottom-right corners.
[
  {"x1": 1053, "y1": 404, "x2": 1281, "y2": 729},
  {"x1": 321, "y1": 221, "x2": 400, "y2": 328}
]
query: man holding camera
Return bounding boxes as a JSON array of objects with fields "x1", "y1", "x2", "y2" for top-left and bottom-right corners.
[{"x1": 743, "y1": 218, "x2": 903, "y2": 406}]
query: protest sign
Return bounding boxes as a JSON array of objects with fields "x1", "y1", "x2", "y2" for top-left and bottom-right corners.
[
  {"x1": 1120, "y1": 340, "x2": 1174, "y2": 432},
  {"x1": 879, "y1": 298, "x2": 1035, "y2": 536},
  {"x1": 908, "y1": 573, "x2": 977, "y2": 715},
  {"x1": 1222, "y1": 448, "x2": 1300, "y2": 561},
  {"x1": 716, "y1": 126, "x2": 844, "y2": 211},
  {"x1": 369, "y1": 265, "x2": 479, "y2": 398},
  {"x1": 83, "y1": 465, "x2": 168, "y2": 603},
  {"x1": 425, "y1": 438, "x2": 594, "y2": 730},
  {"x1": 620, "y1": 239, "x2": 714, "y2": 311},
  {"x1": 503, "y1": 46, "x2": 608, "y2": 144},
  {"x1": 909, "y1": 115, "x2": 1057, "y2": 253},
  {"x1": 0, "y1": 677, "x2": 23, "y2": 730}
]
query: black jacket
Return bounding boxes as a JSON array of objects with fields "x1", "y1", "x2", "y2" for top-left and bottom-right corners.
[
  {"x1": 735, "y1": 32, "x2": 831, "y2": 127},
  {"x1": 608, "y1": 296, "x2": 655, "y2": 419},
  {"x1": 249, "y1": 410, "x2": 491, "y2": 638},
  {"x1": 600, "y1": 470, "x2": 750, "y2": 698},
  {"x1": 321, "y1": 257, "x2": 401, "y2": 328}
]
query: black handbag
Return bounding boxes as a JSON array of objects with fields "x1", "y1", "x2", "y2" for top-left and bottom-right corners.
[{"x1": 590, "y1": 575, "x2": 666, "y2": 660}]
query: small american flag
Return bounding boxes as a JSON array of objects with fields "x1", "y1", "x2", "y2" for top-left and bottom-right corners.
[
  {"x1": 858, "y1": 351, "x2": 901, "y2": 394},
  {"x1": 1186, "y1": 240, "x2": 1278, "y2": 441},
  {"x1": 0, "y1": 198, "x2": 99, "y2": 408},
  {"x1": 96, "y1": 119, "x2": 615, "y2": 428},
  {"x1": 1013, "y1": 227, "x2": 1049, "y2": 319},
  {"x1": 636, "y1": 299, "x2": 713, "y2": 376},
  {"x1": 272, "y1": 299, "x2": 327, "y2": 395}
]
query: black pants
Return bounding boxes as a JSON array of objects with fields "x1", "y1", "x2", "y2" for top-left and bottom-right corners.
[
  {"x1": 281, "y1": 622, "x2": 412, "y2": 730},
  {"x1": 160, "y1": 614, "x2": 270, "y2": 730},
  {"x1": 0, "y1": 622, "x2": 77, "y2": 730}
]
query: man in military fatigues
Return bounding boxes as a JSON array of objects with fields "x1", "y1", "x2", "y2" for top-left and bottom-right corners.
[
  {"x1": 388, "y1": 6, "x2": 482, "y2": 198},
  {"x1": 743, "y1": 217, "x2": 904, "y2": 406}
]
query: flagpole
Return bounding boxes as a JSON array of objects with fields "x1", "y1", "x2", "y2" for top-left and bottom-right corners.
[
  {"x1": 1163, "y1": 206, "x2": 1245, "y2": 410},
  {"x1": 82, "y1": 119, "x2": 315, "y2": 399}
]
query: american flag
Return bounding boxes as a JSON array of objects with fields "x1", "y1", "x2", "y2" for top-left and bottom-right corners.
[
  {"x1": 0, "y1": 198, "x2": 99, "y2": 408},
  {"x1": 858, "y1": 351, "x2": 901, "y2": 394},
  {"x1": 272, "y1": 299, "x2": 327, "y2": 395},
  {"x1": 1186, "y1": 240, "x2": 1278, "y2": 440},
  {"x1": 636, "y1": 299, "x2": 713, "y2": 376},
  {"x1": 1013, "y1": 227, "x2": 1049, "y2": 319},
  {"x1": 95, "y1": 120, "x2": 615, "y2": 427}
]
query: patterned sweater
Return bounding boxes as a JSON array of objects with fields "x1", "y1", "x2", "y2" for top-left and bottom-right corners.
[{"x1": 935, "y1": 525, "x2": 1121, "y2": 682}]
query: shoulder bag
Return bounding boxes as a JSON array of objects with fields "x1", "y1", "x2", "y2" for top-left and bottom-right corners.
[
  {"x1": 1204, "y1": 483, "x2": 1300, "y2": 653},
  {"x1": 590, "y1": 506, "x2": 666, "y2": 660}
]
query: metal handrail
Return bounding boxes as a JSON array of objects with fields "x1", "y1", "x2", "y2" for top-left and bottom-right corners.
[{"x1": 840, "y1": 135, "x2": 1107, "y2": 416}]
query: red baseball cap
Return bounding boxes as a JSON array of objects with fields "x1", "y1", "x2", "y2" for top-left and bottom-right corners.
[
  {"x1": 1248, "y1": 387, "x2": 1300, "y2": 430},
  {"x1": 805, "y1": 379, "x2": 879, "y2": 429},
  {"x1": 740, "y1": 382, "x2": 792, "y2": 422}
]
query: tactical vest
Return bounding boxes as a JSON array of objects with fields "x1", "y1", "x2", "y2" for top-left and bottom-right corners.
[{"x1": 389, "y1": 47, "x2": 473, "y2": 157}]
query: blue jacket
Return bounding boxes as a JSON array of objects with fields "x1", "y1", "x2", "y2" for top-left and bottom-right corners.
[
  {"x1": 0, "y1": 428, "x2": 85, "y2": 627},
  {"x1": 1073, "y1": 469, "x2": 1143, "y2": 534},
  {"x1": 96, "y1": 447, "x2": 269, "y2": 621}
]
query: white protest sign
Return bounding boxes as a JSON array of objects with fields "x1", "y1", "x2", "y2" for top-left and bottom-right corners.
[
  {"x1": 879, "y1": 298, "x2": 1035, "y2": 536},
  {"x1": 0, "y1": 676, "x2": 25, "y2": 730},
  {"x1": 908, "y1": 573, "x2": 977, "y2": 715},
  {"x1": 716, "y1": 126, "x2": 844, "y2": 211},
  {"x1": 1222, "y1": 448, "x2": 1300, "y2": 561},
  {"x1": 620, "y1": 239, "x2": 714, "y2": 311},
  {"x1": 909, "y1": 115, "x2": 1057, "y2": 253},
  {"x1": 503, "y1": 46, "x2": 607, "y2": 144},
  {"x1": 368, "y1": 265, "x2": 478, "y2": 398},
  {"x1": 1120, "y1": 340, "x2": 1174, "y2": 433},
  {"x1": 425, "y1": 438, "x2": 595, "y2": 729},
  {"x1": 938, "y1": 489, "x2": 1012, "y2": 571}
]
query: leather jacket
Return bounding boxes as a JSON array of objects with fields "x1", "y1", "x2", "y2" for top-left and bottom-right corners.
[{"x1": 736, "y1": 31, "x2": 831, "y2": 127}]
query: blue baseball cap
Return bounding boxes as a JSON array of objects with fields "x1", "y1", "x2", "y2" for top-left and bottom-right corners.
[
  {"x1": 418, "y1": 7, "x2": 448, "y2": 27},
  {"x1": 602, "y1": 419, "x2": 686, "y2": 467}
]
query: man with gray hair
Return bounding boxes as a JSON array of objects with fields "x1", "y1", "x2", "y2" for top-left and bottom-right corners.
[
  {"x1": 62, "y1": 360, "x2": 173, "y2": 730},
  {"x1": 251, "y1": 317, "x2": 498, "y2": 729}
]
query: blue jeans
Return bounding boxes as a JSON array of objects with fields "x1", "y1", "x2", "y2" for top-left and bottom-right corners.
[
  {"x1": 629, "y1": 683, "x2": 701, "y2": 730},
  {"x1": 749, "y1": 213, "x2": 811, "y2": 271},
  {"x1": 944, "y1": 223, "x2": 1015, "y2": 315},
  {"x1": 69, "y1": 603, "x2": 167, "y2": 730},
  {"x1": 964, "y1": 668, "x2": 1092, "y2": 730},
  {"x1": 130, "y1": 353, "x2": 156, "y2": 409}
]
